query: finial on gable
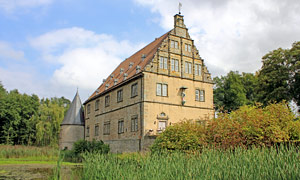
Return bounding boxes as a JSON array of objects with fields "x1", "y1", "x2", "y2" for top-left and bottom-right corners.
[{"x1": 179, "y1": 2, "x2": 182, "y2": 15}]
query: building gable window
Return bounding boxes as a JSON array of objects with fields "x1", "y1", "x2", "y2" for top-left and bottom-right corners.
[
  {"x1": 196, "y1": 89, "x2": 205, "y2": 102},
  {"x1": 195, "y1": 64, "x2": 202, "y2": 76},
  {"x1": 171, "y1": 58, "x2": 179, "y2": 72},
  {"x1": 105, "y1": 95, "x2": 110, "y2": 107},
  {"x1": 117, "y1": 89, "x2": 123, "y2": 102},
  {"x1": 156, "y1": 83, "x2": 168, "y2": 97},
  {"x1": 171, "y1": 40, "x2": 179, "y2": 49},
  {"x1": 185, "y1": 44, "x2": 191, "y2": 52},
  {"x1": 87, "y1": 104, "x2": 91, "y2": 114},
  {"x1": 95, "y1": 124, "x2": 99, "y2": 136},
  {"x1": 86, "y1": 126, "x2": 90, "y2": 137},
  {"x1": 159, "y1": 57, "x2": 168, "y2": 69},
  {"x1": 118, "y1": 119, "x2": 124, "y2": 134},
  {"x1": 185, "y1": 62, "x2": 192, "y2": 74},
  {"x1": 95, "y1": 99, "x2": 99, "y2": 111},
  {"x1": 103, "y1": 121, "x2": 110, "y2": 135},
  {"x1": 131, "y1": 115, "x2": 138, "y2": 132},
  {"x1": 131, "y1": 83, "x2": 138, "y2": 97}
]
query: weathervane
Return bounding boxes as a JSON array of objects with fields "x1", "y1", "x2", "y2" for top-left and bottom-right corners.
[{"x1": 179, "y1": 2, "x2": 182, "y2": 14}]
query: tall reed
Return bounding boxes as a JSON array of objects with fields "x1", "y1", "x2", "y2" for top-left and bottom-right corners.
[{"x1": 81, "y1": 146, "x2": 300, "y2": 180}]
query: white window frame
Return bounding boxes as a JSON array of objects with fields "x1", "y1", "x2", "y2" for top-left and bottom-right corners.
[
  {"x1": 175, "y1": 59, "x2": 179, "y2": 72},
  {"x1": 171, "y1": 59, "x2": 175, "y2": 71},
  {"x1": 156, "y1": 83, "x2": 168, "y2": 97},
  {"x1": 196, "y1": 89, "x2": 205, "y2": 102},
  {"x1": 175, "y1": 41, "x2": 178, "y2": 49}
]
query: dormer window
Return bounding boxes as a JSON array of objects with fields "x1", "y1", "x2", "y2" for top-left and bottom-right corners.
[
  {"x1": 124, "y1": 73, "x2": 128, "y2": 80},
  {"x1": 129, "y1": 62, "x2": 134, "y2": 69},
  {"x1": 141, "y1": 54, "x2": 146, "y2": 61},
  {"x1": 114, "y1": 79, "x2": 118, "y2": 85},
  {"x1": 102, "y1": 79, "x2": 106, "y2": 83},
  {"x1": 110, "y1": 74, "x2": 114, "y2": 79},
  {"x1": 136, "y1": 65, "x2": 141, "y2": 73},
  {"x1": 105, "y1": 84, "x2": 109, "y2": 90},
  {"x1": 120, "y1": 68, "x2": 124, "y2": 74}
]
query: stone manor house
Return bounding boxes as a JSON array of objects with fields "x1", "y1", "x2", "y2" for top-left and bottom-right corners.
[{"x1": 59, "y1": 13, "x2": 214, "y2": 152}]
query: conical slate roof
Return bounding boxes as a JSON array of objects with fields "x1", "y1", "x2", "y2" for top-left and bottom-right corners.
[{"x1": 61, "y1": 91, "x2": 84, "y2": 125}]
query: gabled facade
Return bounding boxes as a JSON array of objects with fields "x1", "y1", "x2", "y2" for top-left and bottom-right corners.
[{"x1": 83, "y1": 14, "x2": 214, "y2": 153}]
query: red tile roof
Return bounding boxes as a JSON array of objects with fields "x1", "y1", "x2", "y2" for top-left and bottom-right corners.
[{"x1": 85, "y1": 31, "x2": 170, "y2": 103}]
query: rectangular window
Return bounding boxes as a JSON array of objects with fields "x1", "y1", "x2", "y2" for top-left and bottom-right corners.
[
  {"x1": 185, "y1": 62, "x2": 192, "y2": 74},
  {"x1": 131, "y1": 83, "x2": 138, "y2": 97},
  {"x1": 185, "y1": 44, "x2": 188, "y2": 51},
  {"x1": 117, "y1": 89, "x2": 123, "y2": 102},
  {"x1": 86, "y1": 126, "x2": 90, "y2": 137},
  {"x1": 103, "y1": 121, "x2": 110, "y2": 135},
  {"x1": 156, "y1": 83, "x2": 168, "y2": 97},
  {"x1": 95, "y1": 124, "x2": 99, "y2": 136},
  {"x1": 160, "y1": 57, "x2": 168, "y2": 69},
  {"x1": 171, "y1": 40, "x2": 175, "y2": 48},
  {"x1": 175, "y1": 41, "x2": 179, "y2": 49},
  {"x1": 87, "y1": 104, "x2": 91, "y2": 114},
  {"x1": 195, "y1": 89, "x2": 200, "y2": 101},
  {"x1": 188, "y1": 44, "x2": 191, "y2": 52},
  {"x1": 171, "y1": 59, "x2": 175, "y2": 71},
  {"x1": 105, "y1": 95, "x2": 110, "y2": 107},
  {"x1": 175, "y1": 59, "x2": 179, "y2": 72},
  {"x1": 171, "y1": 40, "x2": 179, "y2": 49},
  {"x1": 195, "y1": 64, "x2": 202, "y2": 76},
  {"x1": 156, "y1": 83, "x2": 162, "y2": 96},
  {"x1": 196, "y1": 89, "x2": 205, "y2": 102},
  {"x1": 159, "y1": 57, "x2": 164, "y2": 69},
  {"x1": 158, "y1": 121, "x2": 167, "y2": 131},
  {"x1": 200, "y1": 90, "x2": 205, "y2": 102},
  {"x1": 131, "y1": 116, "x2": 138, "y2": 132},
  {"x1": 118, "y1": 119, "x2": 124, "y2": 134},
  {"x1": 95, "y1": 100, "x2": 99, "y2": 110}
]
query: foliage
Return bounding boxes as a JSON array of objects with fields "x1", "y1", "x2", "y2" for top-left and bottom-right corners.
[
  {"x1": 152, "y1": 102, "x2": 299, "y2": 151},
  {"x1": 80, "y1": 146, "x2": 300, "y2": 180},
  {"x1": 151, "y1": 120, "x2": 206, "y2": 152},
  {"x1": 0, "y1": 84, "x2": 70, "y2": 146},
  {"x1": 213, "y1": 71, "x2": 258, "y2": 112},
  {"x1": 256, "y1": 41, "x2": 300, "y2": 110},
  {"x1": 63, "y1": 139, "x2": 110, "y2": 162}
]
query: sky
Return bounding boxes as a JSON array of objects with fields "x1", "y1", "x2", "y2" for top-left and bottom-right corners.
[{"x1": 0, "y1": 0, "x2": 300, "y2": 102}]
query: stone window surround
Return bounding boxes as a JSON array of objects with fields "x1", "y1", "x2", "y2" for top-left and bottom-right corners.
[
  {"x1": 131, "y1": 83, "x2": 138, "y2": 98},
  {"x1": 131, "y1": 115, "x2": 138, "y2": 132},
  {"x1": 195, "y1": 89, "x2": 205, "y2": 102},
  {"x1": 156, "y1": 83, "x2": 168, "y2": 97}
]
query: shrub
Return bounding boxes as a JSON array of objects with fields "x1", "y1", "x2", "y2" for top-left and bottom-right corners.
[
  {"x1": 152, "y1": 102, "x2": 300, "y2": 152},
  {"x1": 63, "y1": 139, "x2": 109, "y2": 162},
  {"x1": 151, "y1": 120, "x2": 206, "y2": 152}
]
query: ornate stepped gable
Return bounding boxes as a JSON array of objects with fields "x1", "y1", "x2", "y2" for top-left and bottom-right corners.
[
  {"x1": 86, "y1": 14, "x2": 212, "y2": 103},
  {"x1": 61, "y1": 91, "x2": 84, "y2": 125}
]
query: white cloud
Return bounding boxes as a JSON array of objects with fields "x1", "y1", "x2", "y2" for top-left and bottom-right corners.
[
  {"x1": 0, "y1": 0, "x2": 53, "y2": 12},
  {"x1": 0, "y1": 41, "x2": 24, "y2": 61},
  {"x1": 134, "y1": 0, "x2": 300, "y2": 76},
  {"x1": 30, "y1": 27, "x2": 144, "y2": 100}
]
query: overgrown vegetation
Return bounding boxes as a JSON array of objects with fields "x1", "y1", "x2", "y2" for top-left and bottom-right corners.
[
  {"x1": 62, "y1": 139, "x2": 110, "y2": 162},
  {"x1": 152, "y1": 102, "x2": 300, "y2": 151},
  {"x1": 81, "y1": 146, "x2": 300, "y2": 180},
  {"x1": 0, "y1": 145, "x2": 59, "y2": 161}
]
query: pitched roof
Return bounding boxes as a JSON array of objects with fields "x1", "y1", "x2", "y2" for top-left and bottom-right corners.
[
  {"x1": 85, "y1": 31, "x2": 170, "y2": 103},
  {"x1": 61, "y1": 91, "x2": 84, "y2": 125}
]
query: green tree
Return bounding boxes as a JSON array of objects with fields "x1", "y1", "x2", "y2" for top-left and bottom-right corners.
[
  {"x1": 214, "y1": 71, "x2": 247, "y2": 112},
  {"x1": 256, "y1": 48, "x2": 291, "y2": 105},
  {"x1": 289, "y1": 42, "x2": 300, "y2": 111}
]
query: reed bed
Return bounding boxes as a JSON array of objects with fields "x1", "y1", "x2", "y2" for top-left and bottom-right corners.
[
  {"x1": 81, "y1": 146, "x2": 300, "y2": 180},
  {"x1": 0, "y1": 145, "x2": 59, "y2": 161}
]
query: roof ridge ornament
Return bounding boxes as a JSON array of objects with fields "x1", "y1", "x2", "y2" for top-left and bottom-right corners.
[{"x1": 179, "y1": 2, "x2": 182, "y2": 15}]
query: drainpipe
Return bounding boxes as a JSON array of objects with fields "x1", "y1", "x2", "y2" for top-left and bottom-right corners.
[{"x1": 139, "y1": 75, "x2": 144, "y2": 151}]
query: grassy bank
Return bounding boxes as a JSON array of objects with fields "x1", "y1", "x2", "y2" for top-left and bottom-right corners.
[{"x1": 81, "y1": 146, "x2": 300, "y2": 180}]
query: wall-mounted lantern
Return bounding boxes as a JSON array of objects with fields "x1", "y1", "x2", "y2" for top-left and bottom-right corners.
[{"x1": 180, "y1": 86, "x2": 188, "y2": 105}]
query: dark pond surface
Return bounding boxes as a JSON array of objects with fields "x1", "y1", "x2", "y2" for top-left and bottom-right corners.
[{"x1": 0, "y1": 164, "x2": 82, "y2": 180}]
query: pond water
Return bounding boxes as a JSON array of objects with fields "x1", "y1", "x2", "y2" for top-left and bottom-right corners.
[{"x1": 0, "y1": 164, "x2": 82, "y2": 180}]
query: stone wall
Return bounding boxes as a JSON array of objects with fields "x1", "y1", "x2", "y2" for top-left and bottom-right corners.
[{"x1": 59, "y1": 125, "x2": 84, "y2": 150}]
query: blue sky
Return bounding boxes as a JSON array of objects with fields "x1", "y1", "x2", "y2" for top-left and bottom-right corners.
[{"x1": 1, "y1": 0, "x2": 300, "y2": 101}]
